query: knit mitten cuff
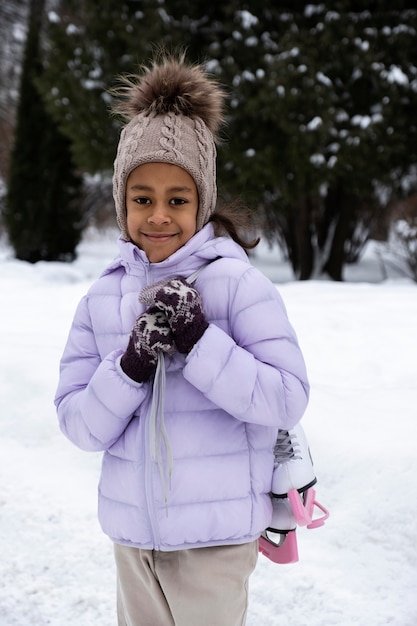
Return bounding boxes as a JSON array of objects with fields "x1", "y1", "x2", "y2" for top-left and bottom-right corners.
[{"x1": 120, "y1": 335, "x2": 156, "y2": 383}]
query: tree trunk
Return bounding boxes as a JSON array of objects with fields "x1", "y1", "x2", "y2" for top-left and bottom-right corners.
[
  {"x1": 290, "y1": 197, "x2": 314, "y2": 280},
  {"x1": 322, "y1": 197, "x2": 351, "y2": 281}
]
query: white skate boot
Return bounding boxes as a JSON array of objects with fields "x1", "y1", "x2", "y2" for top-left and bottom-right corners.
[
  {"x1": 259, "y1": 423, "x2": 329, "y2": 564},
  {"x1": 271, "y1": 423, "x2": 317, "y2": 497}
]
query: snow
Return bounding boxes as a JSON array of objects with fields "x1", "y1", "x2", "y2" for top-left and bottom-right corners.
[
  {"x1": 1, "y1": 228, "x2": 416, "y2": 626},
  {"x1": 351, "y1": 115, "x2": 372, "y2": 129},
  {"x1": 310, "y1": 153, "x2": 326, "y2": 166},
  {"x1": 316, "y1": 71, "x2": 332, "y2": 87},
  {"x1": 382, "y1": 66, "x2": 409, "y2": 86},
  {"x1": 237, "y1": 10, "x2": 259, "y2": 29},
  {"x1": 307, "y1": 116, "x2": 323, "y2": 131}
]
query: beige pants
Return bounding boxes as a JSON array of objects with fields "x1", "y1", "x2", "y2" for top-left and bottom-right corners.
[{"x1": 114, "y1": 540, "x2": 259, "y2": 626}]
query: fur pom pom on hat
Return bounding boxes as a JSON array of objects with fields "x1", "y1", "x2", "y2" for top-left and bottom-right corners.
[{"x1": 112, "y1": 53, "x2": 226, "y2": 241}]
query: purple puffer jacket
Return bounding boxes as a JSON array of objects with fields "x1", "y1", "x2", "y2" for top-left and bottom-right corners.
[{"x1": 55, "y1": 224, "x2": 309, "y2": 551}]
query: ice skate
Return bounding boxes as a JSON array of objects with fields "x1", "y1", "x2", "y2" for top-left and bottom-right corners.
[
  {"x1": 271, "y1": 423, "x2": 329, "y2": 527},
  {"x1": 271, "y1": 423, "x2": 317, "y2": 497},
  {"x1": 259, "y1": 423, "x2": 329, "y2": 564},
  {"x1": 259, "y1": 497, "x2": 299, "y2": 564}
]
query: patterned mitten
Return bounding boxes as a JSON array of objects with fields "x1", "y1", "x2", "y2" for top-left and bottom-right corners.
[
  {"x1": 140, "y1": 277, "x2": 208, "y2": 353},
  {"x1": 120, "y1": 306, "x2": 175, "y2": 382}
]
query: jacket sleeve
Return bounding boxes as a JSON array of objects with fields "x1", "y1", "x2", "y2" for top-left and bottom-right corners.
[
  {"x1": 54, "y1": 295, "x2": 148, "y2": 452},
  {"x1": 182, "y1": 264, "x2": 309, "y2": 430}
]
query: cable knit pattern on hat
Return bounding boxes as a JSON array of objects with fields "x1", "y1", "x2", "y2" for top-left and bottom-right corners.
[
  {"x1": 159, "y1": 113, "x2": 182, "y2": 158},
  {"x1": 111, "y1": 54, "x2": 226, "y2": 241}
]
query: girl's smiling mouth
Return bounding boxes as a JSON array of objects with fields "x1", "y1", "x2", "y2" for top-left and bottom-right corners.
[{"x1": 144, "y1": 233, "x2": 176, "y2": 243}]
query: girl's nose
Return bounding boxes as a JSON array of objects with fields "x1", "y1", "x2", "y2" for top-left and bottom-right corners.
[{"x1": 148, "y1": 204, "x2": 171, "y2": 225}]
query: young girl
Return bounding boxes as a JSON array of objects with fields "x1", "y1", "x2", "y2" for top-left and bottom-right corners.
[{"x1": 55, "y1": 53, "x2": 309, "y2": 626}]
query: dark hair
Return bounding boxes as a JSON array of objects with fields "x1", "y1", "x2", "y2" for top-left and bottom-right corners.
[{"x1": 208, "y1": 200, "x2": 260, "y2": 251}]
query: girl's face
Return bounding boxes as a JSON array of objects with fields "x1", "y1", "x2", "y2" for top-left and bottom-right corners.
[{"x1": 126, "y1": 162, "x2": 199, "y2": 263}]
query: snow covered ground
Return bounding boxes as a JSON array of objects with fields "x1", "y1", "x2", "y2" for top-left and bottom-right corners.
[{"x1": 0, "y1": 228, "x2": 416, "y2": 626}]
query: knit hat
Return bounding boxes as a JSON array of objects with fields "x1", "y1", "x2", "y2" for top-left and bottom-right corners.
[{"x1": 112, "y1": 53, "x2": 226, "y2": 241}]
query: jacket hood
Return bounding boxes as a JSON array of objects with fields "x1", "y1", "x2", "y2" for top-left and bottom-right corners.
[{"x1": 101, "y1": 223, "x2": 249, "y2": 280}]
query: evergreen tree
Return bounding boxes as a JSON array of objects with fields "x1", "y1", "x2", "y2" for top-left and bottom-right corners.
[
  {"x1": 5, "y1": 0, "x2": 83, "y2": 263},
  {"x1": 40, "y1": 0, "x2": 165, "y2": 173},
  {"x1": 202, "y1": 1, "x2": 417, "y2": 279},
  {"x1": 38, "y1": 1, "x2": 417, "y2": 278}
]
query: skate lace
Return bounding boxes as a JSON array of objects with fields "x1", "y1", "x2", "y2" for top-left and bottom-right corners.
[
  {"x1": 273, "y1": 430, "x2": 301, "y2": 465},
  {"x1": 148, "y1": 264, "x2": 211, "y2": 507},
  {"x1": 149, "y1": 351, "x2": 173, "y2": 507}
]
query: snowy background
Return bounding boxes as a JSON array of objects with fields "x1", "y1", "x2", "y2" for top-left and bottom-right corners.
[{"x1": 0, "y1": 228, "x2": 416, "y2": 626}]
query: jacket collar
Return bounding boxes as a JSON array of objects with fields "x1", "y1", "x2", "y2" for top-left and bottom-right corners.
[{"x1": 101, "y1": 223, "x2": 248, "y2": 281}]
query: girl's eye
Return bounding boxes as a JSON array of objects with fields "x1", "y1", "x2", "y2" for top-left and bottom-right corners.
[
  {"x1": 170, "y1": 198, "x2": 186, "y2": 206},
  {"x1": 134, "y1": 197, "x2": 150, "y2": 205}
]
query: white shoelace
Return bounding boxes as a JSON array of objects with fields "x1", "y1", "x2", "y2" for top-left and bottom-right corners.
[{"x1": 273, "y1": 430, "x2": 301, "y2": 465}]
